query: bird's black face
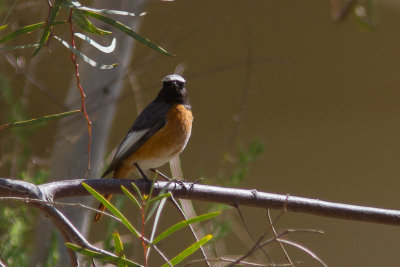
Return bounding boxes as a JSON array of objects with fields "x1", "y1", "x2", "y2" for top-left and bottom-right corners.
[
  {"x1": 163, "y1": 80, "x2": 186, "y2": 95},
  {"x1": 156, "y1": 74, "x2": 190, "y2": 106}
]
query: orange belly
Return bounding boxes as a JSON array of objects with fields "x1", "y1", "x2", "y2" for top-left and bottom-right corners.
[{"x1": 115, "y1": 104, "x2": 193, "y2": 177}]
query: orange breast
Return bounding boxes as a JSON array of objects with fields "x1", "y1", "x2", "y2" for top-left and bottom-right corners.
[{"x1": 116, "y1": 104, "x2": 193, "y2": 176}]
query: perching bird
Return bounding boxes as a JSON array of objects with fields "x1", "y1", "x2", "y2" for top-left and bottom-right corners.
[{"x1": 94, "y1": 74, "x2": 193, "y2": 222}]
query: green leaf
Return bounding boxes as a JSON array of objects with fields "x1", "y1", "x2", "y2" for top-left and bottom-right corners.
[
  {"x1": 145, "y1": 190, "x2": 168, "y2": 223},
  {"x1": 32, "y1": 0, "x2": 62, "y2": 57},
  {"x1": 82, "y1": 183, "x2": 140, "y2": 237},
  {"x1": 161, "y1": 235, "x2": 213, "y2": 267},
  {"x1": 53, "y1": 35, "x2": 118, "y2": 69},
  {"x1": 0, "y1": 22, "x2": 44, "y2": 43},
  {"x1": 0, "y1": 109, "x2": 80, "y2": 129},
  {"x1": 131, "y1": 182, "x2": 143, "y2": 201},
  {"x1": 112, "y1": 231, "x2": 124, "y2": 255},
  {"x1": 113, "y1": 231, "x2": 127, "y2": 267},
  {"x1": 121, "y1": 186, "x2": 141, "y2": 210},
  {"x1": 65, "y1": 243, "x2": 141, "y2": 267},
  {"x1": 82, "y1": 10, "x2": 174, "y2": 57},
  {"x1": 0, "y1": 24, "x2": 8, "y2": 32},
  {"x1": 72, "y1": 9, "x2": 111, "y2": 35},
  {"x1": 153, "y1": 212, "x2": 220, "y2": 245},
  {"x1": 146, "y1": 192, "x2": 171, "y2": 207}
]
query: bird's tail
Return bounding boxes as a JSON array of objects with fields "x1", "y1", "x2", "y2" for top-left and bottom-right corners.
[{"x1": 93, "y1": 194, "x2": 113, "y2": 223}]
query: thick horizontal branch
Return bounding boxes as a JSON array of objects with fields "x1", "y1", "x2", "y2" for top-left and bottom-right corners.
[{"x1": 2, "y1": 178, "x2": 399, "y2": 226}]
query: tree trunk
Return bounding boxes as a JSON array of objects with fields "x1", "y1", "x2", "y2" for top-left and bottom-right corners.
[{"x1": 30, "y1": 0, "x2": 147, "y2": 265}]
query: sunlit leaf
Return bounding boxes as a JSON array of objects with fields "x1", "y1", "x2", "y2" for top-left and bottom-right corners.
[
  {"x1": 82, "y1": 10, "x2": 173, "y2": 56},
  {"x1": 0, "y1": 24, "x2": 8, "y2": 32},
  {"x1": 161, "y1": 235, "x2": 213, "y2": 267},
  {"x1": 72, "y1": 9, "x2": 111, "y2": 35},
  {"x1": 0, "y1": 22, "x2": 44, "y2": 43},
  {"x1": 65, "y1": 243, "x2": 141, "y2": 267},
  {"x1": 69, "y1": 0, "x2": 146, "y2": 17},
  {"x1": 153, "y1": 212, "x2": 220, "y2": 245},
  {"x1": 0, "y1": 109, "x2": 80, "y2": 130},
  {"x1": 74, "y1": 32, "x2": 116, "y2": 53},
  {"x1": 82, "y1": 183, "x2": 140, "y2": 237},
  {"x1": 112, "y1": 231, "x2": 125, "y2": 258},
  {"x1": 53, "y1": 35, "x2": 117, "y2": 69}
]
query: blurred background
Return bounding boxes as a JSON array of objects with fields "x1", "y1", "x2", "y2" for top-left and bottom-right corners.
[{"x1": 1, "y1": 0, "x2": 400, "y2": 266}]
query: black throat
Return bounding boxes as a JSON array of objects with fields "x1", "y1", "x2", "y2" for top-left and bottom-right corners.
[{"x1": 154, "y1": 83, "x2": 191, "y2": 109}]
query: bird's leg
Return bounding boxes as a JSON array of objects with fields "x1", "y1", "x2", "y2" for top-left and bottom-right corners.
[{"x1": 134, "y1": 163, "x2": 150, "y2": 182}]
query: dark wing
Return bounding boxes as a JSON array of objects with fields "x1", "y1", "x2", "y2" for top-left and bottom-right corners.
[{"x1": 101, "y1": 101, "x2": 171, "y2": 177}]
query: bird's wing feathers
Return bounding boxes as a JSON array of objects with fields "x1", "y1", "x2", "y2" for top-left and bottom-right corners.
[{"x1": 101, "y1": 102, "x2": 171, "y2": 177}]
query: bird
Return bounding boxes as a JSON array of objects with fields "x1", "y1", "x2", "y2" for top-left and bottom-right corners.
[{"x1": 94, "y1": 74, "x2": 193, "y2": 222}]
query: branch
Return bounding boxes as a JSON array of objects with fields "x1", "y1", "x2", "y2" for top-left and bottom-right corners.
[
  {"x1": 0, "y1": 179, "x2": 133, "y2": 267},
  {"x1": 1, "y1": 178, "x2": 400, "y2": 226}
]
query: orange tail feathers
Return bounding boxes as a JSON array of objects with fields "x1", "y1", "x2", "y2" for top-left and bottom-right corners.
[{"x1": 93, "y1": 194, "x2": 113, "y2": 223}]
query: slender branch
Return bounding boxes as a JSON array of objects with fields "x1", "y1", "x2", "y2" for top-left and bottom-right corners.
[{"x1": 2, "y1": 178, "x2": 400, "y2": 226}]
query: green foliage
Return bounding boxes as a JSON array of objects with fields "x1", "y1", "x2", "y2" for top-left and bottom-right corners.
[
  {"x1": 161, "y1": 235, "x2": 213, "y2": 267},
  {"x1": 66, "y1": 243, "x2": 142, "y2": 267},
  {"x1": 0, "y1": 74, "x2": 52, "y2": 265},
  {"x1": 230, "y1": 141, "x2": 264, "y2": 186},
  {"x1": 0, "y1": 0, "x2": 172, "y2": 59},
  {"x1": 0, "y1": 205, "x2": 30, "y2": 266},
  {"x1": 82, "y1": 183, "x2": 218, "y2": 266}
]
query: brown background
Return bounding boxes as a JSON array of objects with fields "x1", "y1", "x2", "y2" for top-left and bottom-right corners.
[{"x1": 2, "y1": 0, "x2": 400, "y2": 266}]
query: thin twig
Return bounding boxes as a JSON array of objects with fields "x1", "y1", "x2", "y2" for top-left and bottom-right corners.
[
  {"x1": 68, "y1": 9, "x2": 92, "y2": 174},
  {"x1": 266, "y1": 209, "x2": 294, "y2": 266},
  {"x1": 235, "y1": 205, "x2": 275, "y2": 264}
]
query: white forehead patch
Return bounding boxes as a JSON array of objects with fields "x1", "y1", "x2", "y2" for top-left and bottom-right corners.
[{"x1": 162, "y1": 74, "x2": 186, "y2": 83}]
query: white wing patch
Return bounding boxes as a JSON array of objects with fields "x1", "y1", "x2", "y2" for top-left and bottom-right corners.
[{"x1": 114, "y1": 129, "x2": 149, "y2": 160}]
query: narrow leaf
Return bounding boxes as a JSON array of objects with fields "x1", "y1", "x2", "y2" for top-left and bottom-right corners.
[
  {"x1": 112, "y1": 231, "x2": 125, "y2": 257},
  {"x1": 131, "y1": 182, "x2": 143, "y2": 201},
  {"x1": 69, "y1": 0, "x2": 146, "y2": 17},
  {"x1": 153, "y1": 212, "x2": 220, "y2": 245},
  {"x1": 74, "y1": 32, "x2": 116, "y2": 53},
  {"x1": 82, "y1": 183, "x2": 140, "y2": 237},
  {"x1": 65, "y1": 243, "x2": 141, "y2": 267},
  {"x1": 53, "y1": 35, "x2": 117, "y2": 69},
  {"x1": 0, "y1": 43, "x2": 40, "y2": 51},
  {"x1": 145, "y1": 190, "x2": 168, "y2": 223},
  {"x1": 72, "y1": 9, "x2": 111, "y2": 35},
  {"x1": 82, "y1": 10, "x2": 173, "y2": 56},
  {"x1": 146, "y1": 196, "x2": 168, "y2": 259},
  {"x1": 0, "y1": 25, "x2": 8, "y2": 31},
  {"x1": 121, "y1": 185, "x2": 141, "y2": 210},
  {"x1": 146, "y1": 192, "x2": 171, "y2": 206},
  {"x1": 0, "y1": 22, "x2": 45, "y2": 43},
  {"x1": 161, "y1": 235, "x2": 213, "y2": 267},
  {"x1": 0, "y1": 109, "x2": 80, "y2": 130},
  {"x1": 32, "y1": 0, "x2": 62, "y2": 57}
]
